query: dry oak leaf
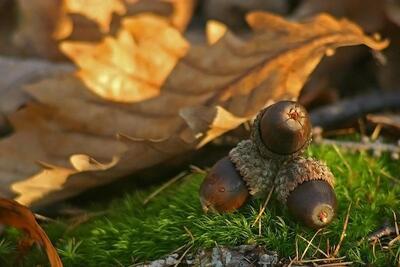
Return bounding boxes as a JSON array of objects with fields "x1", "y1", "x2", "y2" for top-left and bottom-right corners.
[
  {"x1": 65, "y1": 0, "x2": 126, "y2": 33},
  {"x1": 0, "y1": 12, "x2": 388, "y2": 207},
  {"x1": 13, "y1": 0, "x2": 73, "y2": 59},
  {"x1": 0, "y1": 198, "x2": 63, "y2": 266},
  {"x1": 11, "y1": 0, "x2": 195, "y2": 59}
]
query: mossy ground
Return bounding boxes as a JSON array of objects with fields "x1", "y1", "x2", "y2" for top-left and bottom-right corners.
[{"x1": 1, "y1": 143, "x2": 400, "y2": 266}]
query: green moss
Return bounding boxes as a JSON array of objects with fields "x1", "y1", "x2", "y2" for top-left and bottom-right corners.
[{"x1": 1, "y1": 143, "x2": 400, "y2": 266}]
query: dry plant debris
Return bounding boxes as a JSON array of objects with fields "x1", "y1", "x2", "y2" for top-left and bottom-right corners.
[
  {"x1": 12, "y1": 0, "x2": 196, "y2": 59},
  {"x1": 313, "y1": 127, "x2": 400, "y2": 161},
  {"x1": 134, "y1": 245, "x2": 279, "y2": 267},
  {"x1": 0, "y1": 198, "x2": 63, "y2": 267},
  {"x1": 0, "y1": 12, "x2": 388, "y2": 208}
]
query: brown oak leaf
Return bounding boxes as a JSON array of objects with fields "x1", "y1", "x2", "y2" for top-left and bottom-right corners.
[
  {"x1": 12, "y1": 0, "x2": 195, "y2": 59},
  {"x1": 65, "y1": 0, "x2": 126, "y2": 33},
  {"x1": 0, "y1": 198, "x2": 63, "y2": 266},
  {"x1": 0, "y1": 12, "x2": 388, "y2": 207}
]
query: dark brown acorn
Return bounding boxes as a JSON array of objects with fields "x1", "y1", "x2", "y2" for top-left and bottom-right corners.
[
  {"x1": 287, "y1": 180, "x2": 337, "y2": 229},
  {"x1": 200, "y1": 157, "x2": 250, "y2": 213},
  {"x1": 275, "y1": 158, "x2": 337, "y2": 229},
  {"x1": 259, "y1": 101, "x2": 311, "y2": 156}
]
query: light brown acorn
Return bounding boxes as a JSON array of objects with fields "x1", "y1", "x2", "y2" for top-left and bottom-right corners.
[
  {"x1": 252, "y1": 100, "x2": 312, "y2": 160},
  {"x1": 199, "y1": 157, "x2": 250, "y2": 213},
  {"x1": 275, "y1": 158, "x2": 337, "y2": 229}
]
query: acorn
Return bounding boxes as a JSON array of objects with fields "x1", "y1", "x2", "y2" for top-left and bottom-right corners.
[
  {"x1": 275, "y1": 158, "x2": 337, "y2": 229},
  {"x1": 252, "y1": 101, "x2": 312, "y2": 160},
  {"x1": 200, "y1": 156, "x2": 250, "y2": 213}
]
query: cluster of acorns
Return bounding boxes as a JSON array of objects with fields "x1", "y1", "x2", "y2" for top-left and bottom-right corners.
[{"x1": 199, "y1": 101, "x2": 337, "y2": 229}]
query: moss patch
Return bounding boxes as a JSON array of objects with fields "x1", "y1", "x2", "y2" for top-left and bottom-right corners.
[{"x1": 1, "y1": 143, "x2": 400, "y2": 266}]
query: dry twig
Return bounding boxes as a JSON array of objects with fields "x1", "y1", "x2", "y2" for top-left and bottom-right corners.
[
  {"x1": 301, "y1": 229, "x2": 322, "y2": 260},
  {"x1": 314, "y1": 127, "x2": 400, "y2": 161},
  {"x1": 252, "y1": 186, "x2": 274, "y2": 227},
  {"x1": 297, "y1": 234, "x2": 329, "y2": 258},
  {"x1": 310, "y1": 91, "x2": 400, "y2": 129},
  {"x1": 143, "y1": 171, "x2": 187, "y2": 205},
  {"x1": 333, "y1": 203, "x2": 352, "y2": 257}
]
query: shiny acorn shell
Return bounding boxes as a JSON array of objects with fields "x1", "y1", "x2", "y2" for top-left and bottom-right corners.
[
  {"x1": 275, "y1": 158, "x2": 337, "y2": 229},
  {"x1": 199, "y1": 157, "x2": 250, "y2": 213},
  {"x1": 287, "y1": 180, "x2": 337, "y2": 229},
  {"x1": 252, "y1": 101, "x2": 312, "y2": 160}
]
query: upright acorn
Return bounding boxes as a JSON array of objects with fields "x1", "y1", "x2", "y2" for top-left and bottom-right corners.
[
  {"x1": 275, "y1": 158, "x2": 337, "y2": 229},
  {"x1": 252, "y1": 101, "x2": 312, "y2": 160},
  {"x1": 199, "y1": 157, "x2": 250, "y2": 213}
]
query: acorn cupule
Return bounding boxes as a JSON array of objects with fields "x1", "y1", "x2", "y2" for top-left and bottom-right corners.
[
  {"x1": 275, "y1": 158, "x2": 337, "y2": 229},
  {"x1": 199, "y1": 157, "x2": 250, "y2": 213}
]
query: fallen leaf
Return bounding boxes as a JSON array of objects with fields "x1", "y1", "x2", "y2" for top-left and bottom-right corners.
[
  {"x1": 0, "y1": 57, "x2": 73, "y2": 115},
  {"x1": 166, "y1": 0, "x2": 197, "y2": 32},
  {"x1": 203, "y1": 0, "x2": 288, "y2": 30},
  {"x1": 292, "y1": 0, "x2": 386, "y2": 32},
  {"x1": 0, "y1": 197, "x2": 63, "y2": 266},
  {"x1": 0, "y1": 12, "x2": 388, "y2": 207},
  {"x1": 206, "y1": 20, "x2": 227, "y2": 45},
  {"x1": 61, "y1": 15, "x2": 189, "y2": 102},
  {"x1": 13, "y1": 0, "x2": 72, "y2": 59},
  {"x1": 65, "y1": 0, "x2": 126, "y2": 33},
  {"x1": 11, "y1": 0, "x2": 195, "y2": 59}
]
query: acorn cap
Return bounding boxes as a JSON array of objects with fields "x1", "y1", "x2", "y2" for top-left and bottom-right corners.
[
  {"x1": 275, "y1": 157, "x2": 335, "y2": 203},
  {"x1": 200, "y1": 157, "x2": 250, "y2": 213},
  {"x1": 275, "y1": 158, "x2": 336, "y2": 229},
  {"x1": 229, "y1": 140, "x2": 278, "y2": 197},
  {"x1": 251, "y1": 101, "x2": 312, "y2": 160}
]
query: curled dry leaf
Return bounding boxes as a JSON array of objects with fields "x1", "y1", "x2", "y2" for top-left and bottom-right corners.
[
  {"x1": 0, "y1": 12, "x2": 388, "y2": 207},
  {"x1": 65, "y1": 0, "x2": 126, "y2": 33},
  {"x1": 0, "y1": 198, "x2": 63, "y2": 266},
  {"x1": 12, "y1": 0, "x2": 195, "y2": 59},
  {"x1": 13, "y1": 0, "x2": 72, "y2": 59},
  {"x1": 0, "y1": 57, "x2": 73, "y2": 115}
]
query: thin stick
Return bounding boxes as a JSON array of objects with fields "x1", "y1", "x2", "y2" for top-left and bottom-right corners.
[
  {"x1": 169, "y1": 243, "x2": 189, "y2": 255},
  {"x1": 184, "y1": 226, "x2": 195, "y2": 242},
  {"x1": 326, "y1": 238, "x2": 331, "y2": 257},
  {"x1": 34, "y1": 213, "x2": 58, "y2": 223},
  {"x1": 333, "y1": 203, "x2": 352, "y2": 257},
  {"x1": 393, "y1": 210, "x2": 399, "y2": 236},
  {"x1": 173, "y1": 244, "x2": 193, "y2": 267},
  {"x1": 297, "y1": 234, "x2": 329, "y2": 258},
  {"x1": 143, "y1": 172, "x2": 187, "y2": 205},
  {"x1": 314, "y1": 138, "x2": 400, "y2": 165},
  {"x1": 252, "y1": 186, "x2": 274, "y2": 227},
  {"x1": 388, "y1": 235, "x2": 400, "y2": 247},
  {"x1": 214, "y1": 241, "x2": 225, "y2": 267},
  {"x1": 379, "y1": 170, "x2": 400, "y2": 184},
  {"x1": 67, "y1": 211, "x2": 108, "y2": 232},
  {"x1": 298, "y1": 256, "x2": 346, "y2": 263},
  {"x1": 332, "y1": 145, "x2": 352, "y2": 176},
  {"x1": 318, "y1": 261, "x2": 353, "y2": 267},
  {"x1": 189, "y1": 165, "x2": 206, "y2": 174},
  {"x1": 300, "y1": 229, "x2": 322, "y2": 260},
  {"x1": 370, "y1": 124, "x2": 382, "y2": 141}
]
